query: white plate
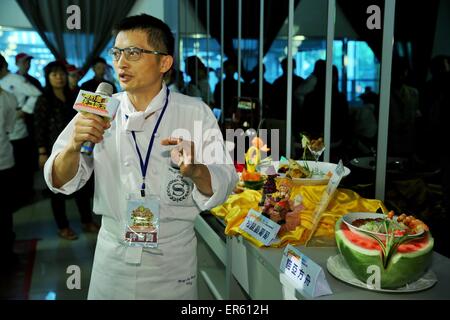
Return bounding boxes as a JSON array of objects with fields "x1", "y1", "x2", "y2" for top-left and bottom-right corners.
[
  {"x1": 270, "y1": 160, "x2": 351, "y2": 186},
  {"x1": 342, "y1": 212, "x2": 424, "y2": 238},
  {"x1": 326, "y1": 254, "x2": 437, "y2": 293}
]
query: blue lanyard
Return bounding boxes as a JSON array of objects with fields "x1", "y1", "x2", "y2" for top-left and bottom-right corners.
[{"x1": 127, "y1": 87, "x2": 170, "y2": 197}]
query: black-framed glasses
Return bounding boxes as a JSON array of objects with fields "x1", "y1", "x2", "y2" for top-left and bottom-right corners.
[{"x1": 108, "y1": 46, "x2": 168, "y2": 61}]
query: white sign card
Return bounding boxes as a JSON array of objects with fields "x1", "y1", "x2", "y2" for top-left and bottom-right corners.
[
  {"x1": 279, "y1": 244, "x2": 332, "y2": 299},
  {"x1": 316, "y1": 160, "x2": 345, "y2": 214},
  {"x1": 239, "y1": 208, "x2": 281, "y2": 246}
]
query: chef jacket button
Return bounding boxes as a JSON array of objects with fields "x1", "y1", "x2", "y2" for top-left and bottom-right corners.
[
  {"x1": 124, "y1": 161, "x2": 130, "y2": 167},
  {"x1": 154, "y1": 133, "x2": 160, "y2": 138}
]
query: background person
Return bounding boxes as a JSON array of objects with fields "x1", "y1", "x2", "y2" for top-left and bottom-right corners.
[
  {"x1": 81, "y1": 57, "x2": 118, "y2": 94},
  {"x1": 15, "y1": 52, "x2": 44, "y2": 93},
  {"x1": 35, "y1": 61, "x2": 97, "y2": 240},
  {"x1": 0, "y1": 54, "x2": 41, "y2": 202}
]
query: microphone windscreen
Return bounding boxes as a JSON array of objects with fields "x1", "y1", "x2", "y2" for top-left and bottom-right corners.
[{"x1": 95, "y1": 82, "x2": 114, "y2": 97}]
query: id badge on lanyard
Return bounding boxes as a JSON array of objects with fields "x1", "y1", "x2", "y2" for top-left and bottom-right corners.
[
  {"x1": 124, "y1": 194, "x2": 160, "y2": 248},
  {"x1": 122, "y1": 87, "x2": 170, "y2": 249}
]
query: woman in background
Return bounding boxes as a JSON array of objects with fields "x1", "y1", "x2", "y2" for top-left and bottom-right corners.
[{"x1": 34, "y1": 61, "x2": 98, "y2": 240}]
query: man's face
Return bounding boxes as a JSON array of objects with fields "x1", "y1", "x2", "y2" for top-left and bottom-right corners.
[
  {"x1": 113, "y1": 30, "x2": 172, "y2": 94},
  {"x1": 18, "y1": 58, "x2": 31, "y2": 73},
  {"x1": 0, "y1": 65, "x2": 7, "y2": 78},
  {"x1": 93, "y1": 62, "x2": 106, "y2": 78},
  {"x1": 68, "y1": 73, "x2": 80, "y2": 88}
]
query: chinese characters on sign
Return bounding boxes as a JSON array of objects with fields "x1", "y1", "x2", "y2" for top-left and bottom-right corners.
[
  {"x1": 279, "y1": 245, "x2": 332, "y2": 299},
  {"x1": 240, "y1": 209, "x2": 281, "y2": 246}
]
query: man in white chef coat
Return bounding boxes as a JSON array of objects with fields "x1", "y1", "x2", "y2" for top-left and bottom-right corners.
[{"x1": 43, "y1": 14, "x2": 238, "y2": 299}]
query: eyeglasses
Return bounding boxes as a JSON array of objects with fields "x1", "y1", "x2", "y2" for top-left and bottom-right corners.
[{"x1": 108, "y1": 47, "x2": 168, "y2": 61}]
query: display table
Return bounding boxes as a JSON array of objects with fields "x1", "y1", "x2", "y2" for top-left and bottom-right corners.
[{"x1": 195, "y1": 213, "x2": 450, "y2": 300}]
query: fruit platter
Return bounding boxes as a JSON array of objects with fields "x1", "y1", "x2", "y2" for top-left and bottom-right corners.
[
  {"x1": 332, "y1": 211, "x2": 434, "y2": 290},
  {"x1": 221, "y1": 136, "x2": 385, "y2": 248},
  {"x1": 271, "y1": 158, "x2": 351, "y2": 185}
]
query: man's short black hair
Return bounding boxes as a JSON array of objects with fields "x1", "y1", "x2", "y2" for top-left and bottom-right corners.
[
  {"x1": 0, "y1": 54, "x2": 8, "y2": 70},
  {"x1": 113, "y1": 14, "x2": 174, "y2": 57},
  {"x1": 92, "y1": 57, "x2": 107, "y2": 66}
]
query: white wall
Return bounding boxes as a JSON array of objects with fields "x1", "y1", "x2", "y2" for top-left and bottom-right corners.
[
  {"x1": 432, "y1": 0, "x2": 450, "y2": 57},
  {"x1": 128, "y1": 0, "x2": 164, "y2": 20},
  {"x1": 0, "y1": 0, "x2": 32, "y2": 28}
]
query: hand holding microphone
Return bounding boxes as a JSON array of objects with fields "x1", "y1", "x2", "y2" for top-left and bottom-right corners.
[
  {"x1": 69, "y1": 113, "x2": 110, "y2": 153},
  {"x1": 72, "y1": 82, "x2": 119, "y2": 155}
]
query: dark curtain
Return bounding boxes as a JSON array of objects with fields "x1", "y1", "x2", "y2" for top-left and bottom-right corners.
[
  {"x1": 190, "y1": 0, "x2": 301, "y2": 63},
  {"x1": 392, "y1": 0, "x2": 440, "y2": 88},
  {"x1": 16, "y1": 0, "x2": 136, "y2": 75}
]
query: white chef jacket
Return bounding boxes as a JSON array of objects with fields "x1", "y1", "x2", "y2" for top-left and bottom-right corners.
[
  {"x1": 44, "y1": 83, "x2": 238, "y2": 299},
  {"x1": 0, "y1": 72, "x2": 41, "y2": 141},
  {"x1": 0, "y1": 90, "x2": 17, "y2": 170}
]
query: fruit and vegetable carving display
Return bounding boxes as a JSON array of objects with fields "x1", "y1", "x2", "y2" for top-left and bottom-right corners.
[
  {"x1": 285, "y1": 158, "x2": 311, "y2": 179},
  {"x1": 240, "y1": 137, "x2": 267, "y2": 190},
  {"x1": 241, "y1": 169, "x2": 264, "y2": 190},
  {"x1": 336, "y1": 211, "x2": 433, "y2": 289},
  {"x1": 215, "y1": 134, "x2": 439, "y2": 292},
  {"x1": 277, "y1": 158, "x2": 334, "y2": 180},
  {"x1": 259, "y1": 180, "x2": 303, "y2": 234}
]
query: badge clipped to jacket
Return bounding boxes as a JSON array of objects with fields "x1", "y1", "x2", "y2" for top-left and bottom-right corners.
[{"x1": 123, "y1": 194, "x2": 160, "y2": 248}]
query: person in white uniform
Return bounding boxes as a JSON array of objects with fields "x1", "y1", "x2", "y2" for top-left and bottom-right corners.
[
  {"x1": 0, "y1": 54, "x2": 42, "y2": 200},
  {"x1": 43, "y1": 14, "x2": 238, "y2": 299}
]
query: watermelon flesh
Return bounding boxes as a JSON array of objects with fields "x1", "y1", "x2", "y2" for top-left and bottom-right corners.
[{"x1": 335, "y1": 217, "x2": 434, "y2": 289}]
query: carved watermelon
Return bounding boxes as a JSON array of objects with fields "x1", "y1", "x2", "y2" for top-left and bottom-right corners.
[{"x1": 335, "y1": 217, "x2": 434, "y2": 289}]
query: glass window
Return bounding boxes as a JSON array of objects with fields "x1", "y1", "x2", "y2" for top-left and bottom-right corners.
[
  {"x1": 179, "y1": 33, "x2": 380, "y2": 109},
  {"x1": 0, "y1": 26, "x2": 55, "y2": 86},
  {"x1": 346, "y1": 40, "x2": 380, "y2": 102},
  {"x1": 180, "y1": 36, "x2": 222, "y2": 93},
  {"x1": 0, "y1": 27, "x2": 117, "y2": 90},
  {"x1": 265, "y1": 39, "x2": 342, "y2": 85}
]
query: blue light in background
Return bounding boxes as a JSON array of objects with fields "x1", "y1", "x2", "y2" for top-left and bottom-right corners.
[{"x1": 45, "y1": 291, "x2": 56, "y2": 300}]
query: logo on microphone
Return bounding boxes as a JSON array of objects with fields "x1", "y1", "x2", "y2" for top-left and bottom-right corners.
[{"x1": 81, "y1": 93, "x2": 108, "y2": 110}]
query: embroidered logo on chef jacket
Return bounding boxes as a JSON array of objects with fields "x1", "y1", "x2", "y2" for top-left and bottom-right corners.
[{"x1": 164, "y1": 167, "x2": 193, "y2": 205}]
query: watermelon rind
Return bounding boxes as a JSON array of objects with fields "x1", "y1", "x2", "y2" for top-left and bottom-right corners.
[{"x1": 335, "y1": 217, "x2": 434, "y2": 289}]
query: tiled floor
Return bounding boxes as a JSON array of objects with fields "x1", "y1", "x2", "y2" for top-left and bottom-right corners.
[{"x1": 6, "y1": 172, "x2": 215, "y2": 300}]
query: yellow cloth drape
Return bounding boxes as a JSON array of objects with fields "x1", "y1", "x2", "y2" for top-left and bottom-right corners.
[{"x1": 210, "y1": 184, "x2": 387, "y2": 248}]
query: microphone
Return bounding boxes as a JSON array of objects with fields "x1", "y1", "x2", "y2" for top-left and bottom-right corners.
[{"x1": 73, "y1": 82, "x2": 120, "y2": 156}]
